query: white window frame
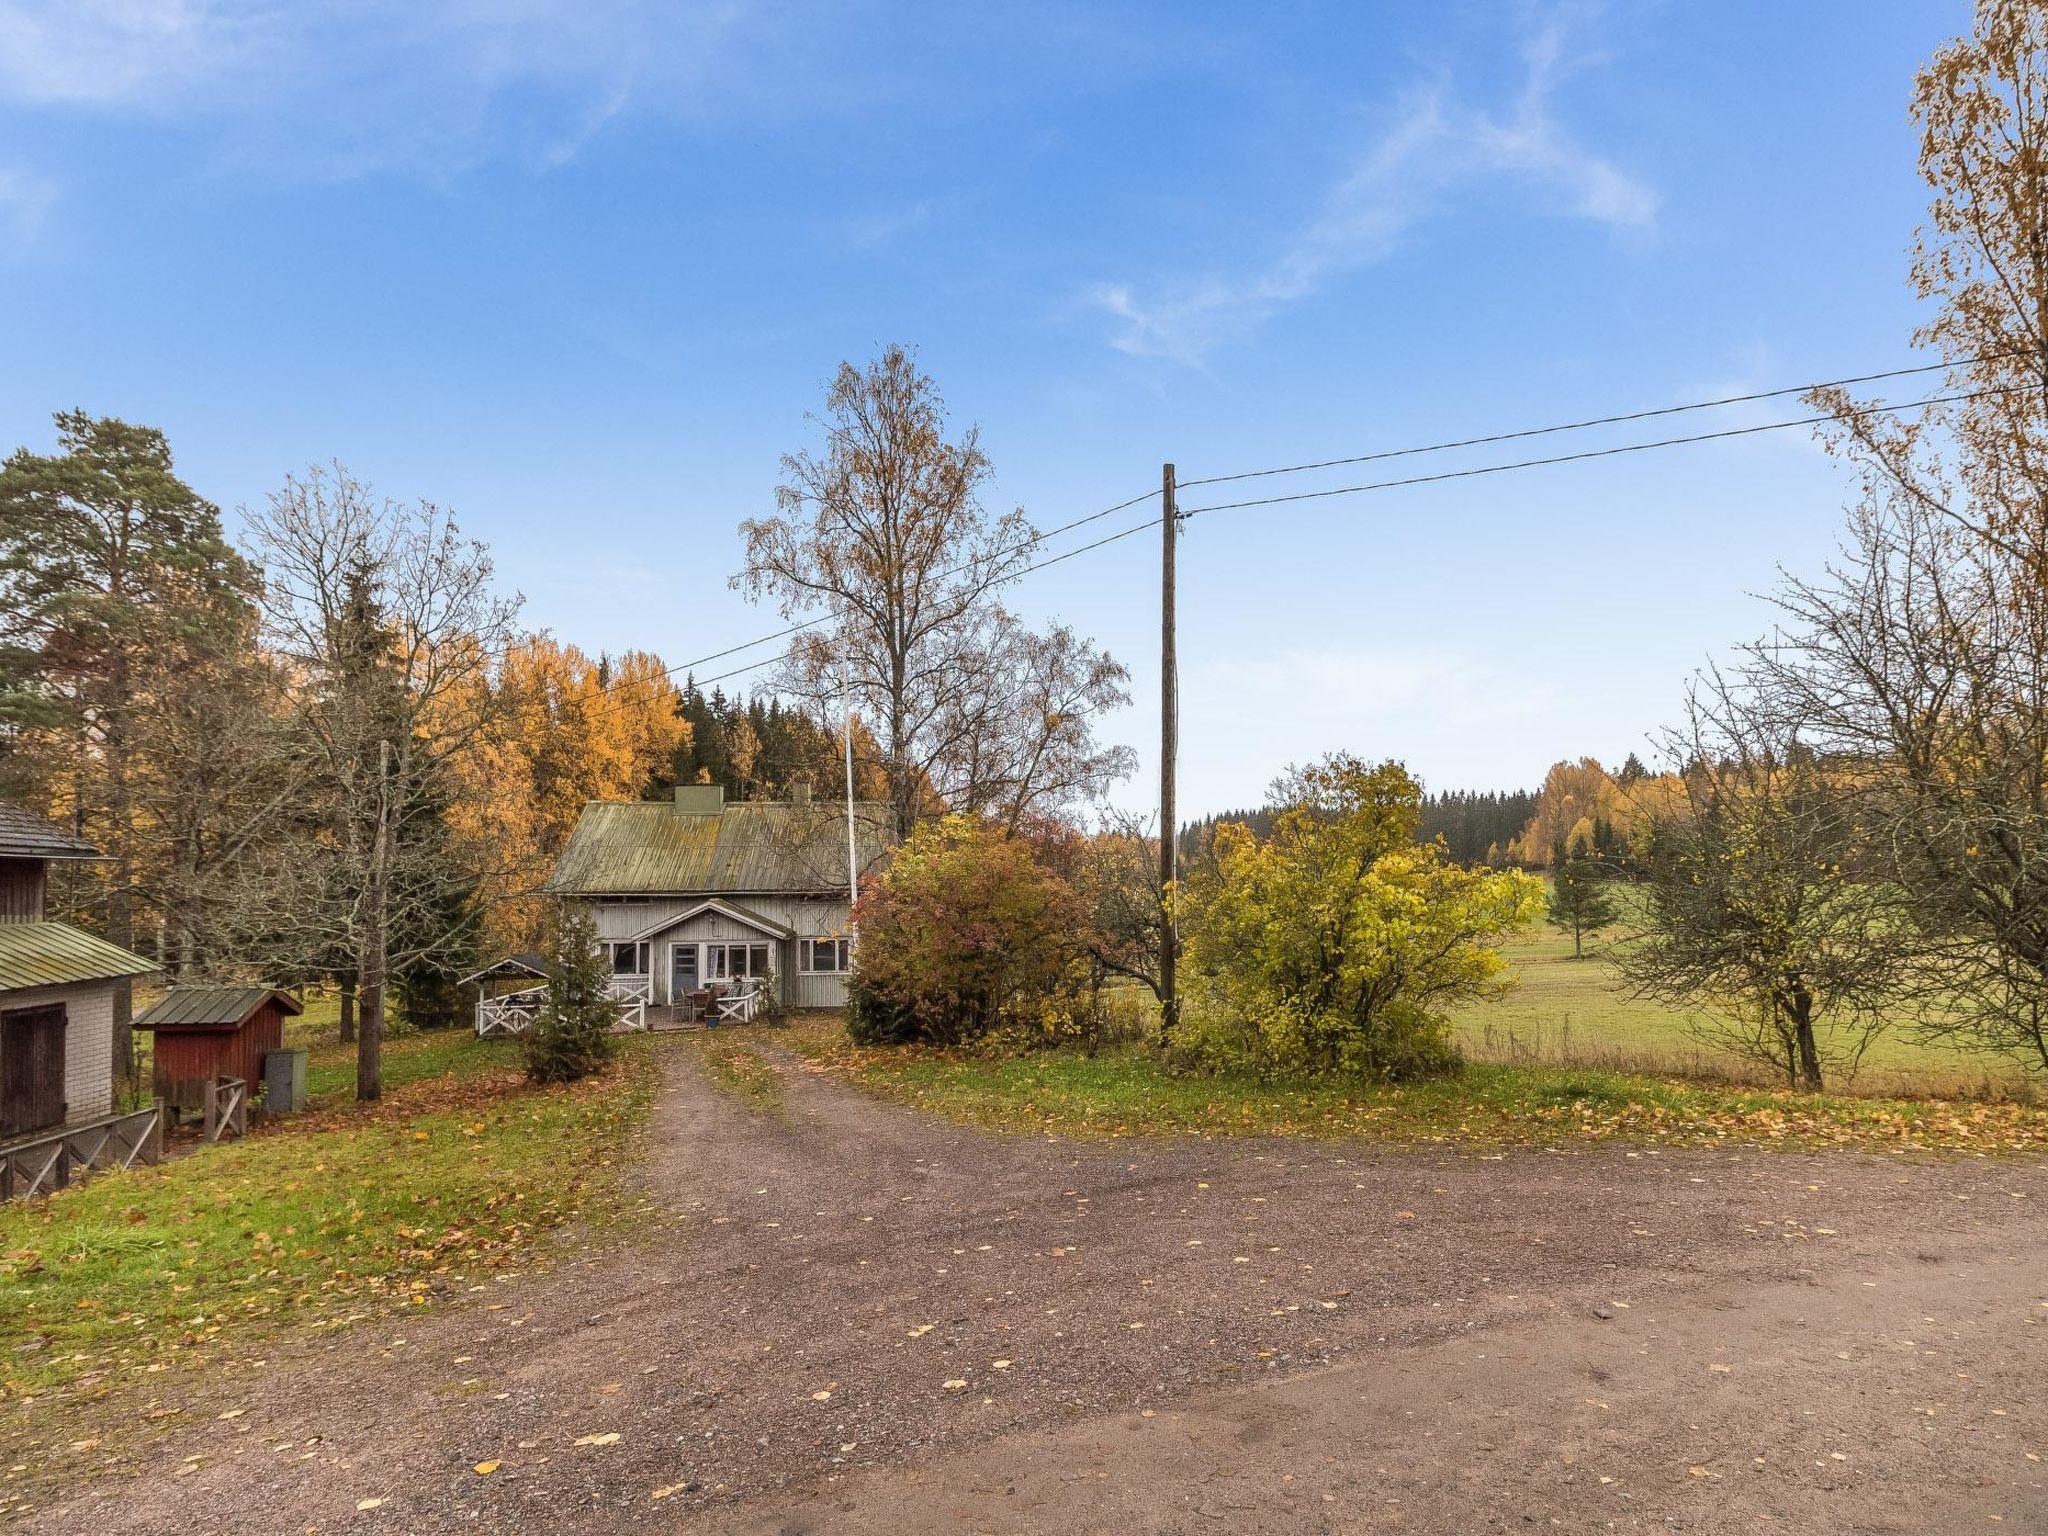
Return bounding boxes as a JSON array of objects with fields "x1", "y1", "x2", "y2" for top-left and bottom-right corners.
[
  {"x1": 705, "y1": 941, "x2": 771, "y2": 980},
  {"x1": 607, "y1": 940, "x2": 649, "y2": 975},
  {"x1": 800, "y1": 936, "x2": 851, "y2": 975}
]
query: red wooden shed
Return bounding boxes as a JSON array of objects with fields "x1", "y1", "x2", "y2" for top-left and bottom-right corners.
[{"x1": 134, "y1": 986, "x2": 302, "y2": 1114}]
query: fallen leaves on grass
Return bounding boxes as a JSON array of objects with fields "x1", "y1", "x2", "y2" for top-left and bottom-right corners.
[{"x1": 800, "y1": 1031, "x2": 2048, "y2": 1155}]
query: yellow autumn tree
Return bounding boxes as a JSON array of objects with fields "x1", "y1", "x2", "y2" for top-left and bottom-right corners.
[{"x1": 446, "y1": 638, "x2": 688, "y2": 953}]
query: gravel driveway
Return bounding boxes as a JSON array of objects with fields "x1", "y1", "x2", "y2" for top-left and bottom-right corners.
[{"x1": 25, "y1": 1035, "x2": 2048, "y2": 1534}]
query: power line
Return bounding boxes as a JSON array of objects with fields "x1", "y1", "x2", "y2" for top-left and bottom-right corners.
[
  {"x1": 1175, "y1": 384, "x2": 2024, "y2": 520},
  {"x1": 579, "y1": 363, "x2": 2016, "y2": 714},
  {"x1": 574, "y1": 484, "x2": 1158, "y2": 717},
  {"x1": 683, "y1": 514, "x2": 1169, "y2": 693},
  {"x1": 1174, "y1": 351, "x2": 2029, "y2": 492}
]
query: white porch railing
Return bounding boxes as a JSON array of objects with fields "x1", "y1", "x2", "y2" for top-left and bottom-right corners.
[
  {"x1": 477, "y1": 982, "x2": 647, "y2": 1036},
  {"x1": 606, "y1": 975, "x2": 652, "y2": 1003},
  {"x1": 477, "y1": 984, "x2": 547, "y2": 1037}
]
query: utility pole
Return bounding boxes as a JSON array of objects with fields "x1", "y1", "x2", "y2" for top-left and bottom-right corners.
[
  {"x1": 841, "y1": 667, "x2": 860, "y2": 922},
  {"x1": 1159, "y1": 462, "x2": 1179, "y2": 1043}
]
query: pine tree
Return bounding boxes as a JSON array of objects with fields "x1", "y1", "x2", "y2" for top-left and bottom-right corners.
[
  {"x1": 1546, "y1": 844, "x2": 1620, "y2": 959},
  {"x1": 522, "y1": 909, "x2": 618, "y2": 1083}
]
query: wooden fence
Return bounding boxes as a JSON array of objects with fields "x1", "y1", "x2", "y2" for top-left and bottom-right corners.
[
  {"x1": 204, "y1": 1077, "x2": 248, "y2": 1143},
  {"x1": 0, "y1": 1103, "x2": 163, "y2": 1202}
]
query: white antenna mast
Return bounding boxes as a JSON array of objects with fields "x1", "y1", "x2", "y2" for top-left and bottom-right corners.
[{"x1": 841, "y1": 664, "x2": 860, "y2": 925}]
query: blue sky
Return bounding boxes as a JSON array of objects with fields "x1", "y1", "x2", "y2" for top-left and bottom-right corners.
[{"x1": 0, "y1": 0, "x2": 1968, "y2": 815}]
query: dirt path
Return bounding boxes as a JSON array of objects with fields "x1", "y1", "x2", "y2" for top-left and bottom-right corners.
[{"x1": 25, "y1": 1037, "x2": 2048, "y2": 1534}]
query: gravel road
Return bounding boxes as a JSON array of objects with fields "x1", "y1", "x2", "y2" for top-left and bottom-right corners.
[{"x1": 25, "y1": 1036, "x2": 2048, "y2": 1534}]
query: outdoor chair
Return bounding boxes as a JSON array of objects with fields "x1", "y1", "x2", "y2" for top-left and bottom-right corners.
[{"x1": 715, "y1": 977, "x2": 760, "y2": 1024}]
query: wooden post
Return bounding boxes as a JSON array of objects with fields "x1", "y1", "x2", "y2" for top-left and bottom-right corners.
[{"x1": 1160, "y1": 462, "x2": 1179, "y2": 1044}]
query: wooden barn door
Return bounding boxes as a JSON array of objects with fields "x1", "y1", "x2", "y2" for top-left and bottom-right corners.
[{"x1": 1, "y1": 1004, "x2": 67, "y2": 1138}]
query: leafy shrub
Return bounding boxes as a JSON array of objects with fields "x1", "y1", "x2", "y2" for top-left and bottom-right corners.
[
  {"x1": 846, "y1": 816, "x2": 1085, "y2": 1046},
  {"x1": 1179, "y1": 755, "x2": 1542, "y2": 1082},
  {"x1": 522, "y1": 910, "x2": 618, "y2": 1084}
]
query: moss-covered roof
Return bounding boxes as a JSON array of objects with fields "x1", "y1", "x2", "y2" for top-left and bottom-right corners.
[
  {"x1": 0, "y1": 921, "x2": 158, "y2": 992},
  {"x1": 546, "y1": 795, "x2": 892, "y2": 896}
]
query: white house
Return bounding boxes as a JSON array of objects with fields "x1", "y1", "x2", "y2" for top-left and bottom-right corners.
[{"x1": 545, "y1": 784, "x2": 891, "y2": 1011}]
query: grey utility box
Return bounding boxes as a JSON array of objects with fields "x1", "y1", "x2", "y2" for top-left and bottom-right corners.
[{"x1": 263, "y1": 1048, "x2": 308, "y2": 1113}]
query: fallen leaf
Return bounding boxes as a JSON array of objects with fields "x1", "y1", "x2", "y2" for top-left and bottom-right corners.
[
  {"x1": 356, "y1": 1498, "x2": 385, "y2": 1511},
  {"x1": 943, "y1": 1379, "x2": 968, "y2": 1391},
  {"x1": 574, "y1": 1432, "x2": 621, "y2": 1447},
  {"x1": 473, "y1": 1461, "x2": 500, "y2": 1476}
]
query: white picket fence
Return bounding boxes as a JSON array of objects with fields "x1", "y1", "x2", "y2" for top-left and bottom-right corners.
[{"x1": 475, "y1": 982, "x2": 645, "y2": 1037}]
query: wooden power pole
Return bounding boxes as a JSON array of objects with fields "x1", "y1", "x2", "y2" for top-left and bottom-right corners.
[{"x1": 1159, "y1": 462, "x2": 1179, "y2": 1042}]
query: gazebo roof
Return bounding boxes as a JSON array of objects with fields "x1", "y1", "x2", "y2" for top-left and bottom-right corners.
[{"x1": 457, "y1": 952, "x2": 550, "y2": 987}]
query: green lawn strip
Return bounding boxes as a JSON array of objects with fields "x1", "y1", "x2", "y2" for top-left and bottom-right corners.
[
  {"x1": 791, "y1": 1027, "x2": 2048, "y2": 1154},
  {"x1": 0, "y1": 1031, "x2": 659, "y2": 1414},
  {"x1": 689, "y1": 1029, "x2": 786, "y2": 1115}
]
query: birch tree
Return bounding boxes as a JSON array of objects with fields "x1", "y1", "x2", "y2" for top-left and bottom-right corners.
[{"x1": 736, "y1": 346, "x2": 1130, "y2": 837}]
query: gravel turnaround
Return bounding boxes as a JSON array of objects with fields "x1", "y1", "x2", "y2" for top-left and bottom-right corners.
[{"x1": 27, "y1": 1037, "x2": 2048, "y2": 1535}]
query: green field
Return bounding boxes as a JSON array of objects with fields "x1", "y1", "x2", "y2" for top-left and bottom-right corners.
[{"x1": 1448, "y1": 927, "x2": 2035, "y2": 1100}]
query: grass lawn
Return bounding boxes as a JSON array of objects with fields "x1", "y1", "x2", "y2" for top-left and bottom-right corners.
[
  {"x1": 787, "y1": 1019, "x2": 2048, "y2": 1156},
  {"x1": 688, "y1": 1027, "x2": 787, "y2": 1114},
  {"x1": 0, "y1": 1021, "x2": 662, "y2": 1435},
  {"x1": 1450, "y1": 927, "x2": 2037, "y2": 1099}
]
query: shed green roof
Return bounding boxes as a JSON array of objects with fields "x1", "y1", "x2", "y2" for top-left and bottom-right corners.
[
  {"x1": 0, "y1": 921, "x2": 158, "y2": 992},
  {"x1": 134, "y1": 986, "x2": 303, "y2": 1029},
  {"x1": 546, "y1": 795, "x2": 892, "y2": 896}
]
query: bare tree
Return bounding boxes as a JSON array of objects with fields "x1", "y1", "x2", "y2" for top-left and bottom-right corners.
[
  {"x1": 737, "y1": 346, "x2": 1130, "y2": 837},
  {"x1": 942, "y1": 620, "x2": 1135, "y2": 832},
  {"x1": 1751, "y1": 0, "x2": 2048, "y2": 1072},
  {"x1": 1618, "y1": 674, "x2": 1901, "y2": 1091},
  {"x1": 245, "y1": 465, "x2": 520, "y2": 1100}
]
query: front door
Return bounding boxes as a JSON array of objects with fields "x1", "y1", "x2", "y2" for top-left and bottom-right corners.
[
  {"x1": 668, "y1": 943, "x2": 700, "y2": 1003},
  {"x1": 1, "y1": 1004, "x2": 66, "y2": 1138}
]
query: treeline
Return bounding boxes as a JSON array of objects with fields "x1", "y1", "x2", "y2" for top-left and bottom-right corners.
[
  {"x1": 670, "y1": 684, "x2": 881, "y2": 802},
  {"x1": 1184, "y1": 788, "x2": 1539, "y2": 868},
  {"x1": 0, "y1": 347, "x2": 1136, "y2": 1101}
]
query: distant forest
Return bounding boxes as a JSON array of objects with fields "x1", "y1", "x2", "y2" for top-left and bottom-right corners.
[{"x1": 1181, "y1": 787, "x2": 1537, "y2": 868}]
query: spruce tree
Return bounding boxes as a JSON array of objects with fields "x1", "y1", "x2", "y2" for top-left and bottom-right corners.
[
  {"x1": 1546, "y1": 845, "x2": 1620, "y2": 958},
  {"x1": 523, "y1": 909, "x2": 618, "y2": 1083}
]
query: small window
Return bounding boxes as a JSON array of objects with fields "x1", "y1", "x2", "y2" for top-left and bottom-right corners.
[
  {"x1": 801, "y1": 937, "x2": 851, "y2": 974},
  {"x1": 607, "y1": 941, "x2": 648, "y2": 974}
]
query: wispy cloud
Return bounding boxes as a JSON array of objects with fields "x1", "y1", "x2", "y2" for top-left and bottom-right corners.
[
  {"x1": 0, "y1": 1, "x2": 765, "y2": 180},
  {"x1": 1199, "y1": 645, "x2": 1560, "y2": 730},
  {"x1": 1092, "y1": 9, "x2": 1656, "y2": 365}
]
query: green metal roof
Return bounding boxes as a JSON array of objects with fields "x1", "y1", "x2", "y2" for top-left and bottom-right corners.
[
  {"x1": 134, "y1": 985, "x2": 303, "y2": 1029},
  {"x1": 546, "y1": 795, "x2": 893, "y2": 896},
  {"x1": 0, "y1": 921, "x2": 158, "y2": 991}
]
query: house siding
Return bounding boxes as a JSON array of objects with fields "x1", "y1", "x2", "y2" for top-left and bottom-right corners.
[
  {"x1": 583, "y1": 894, "x2": 855, "y2": 1009},
  {"x1": 0, "y1": 979, "x2": 116, "y2": 1126}
]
